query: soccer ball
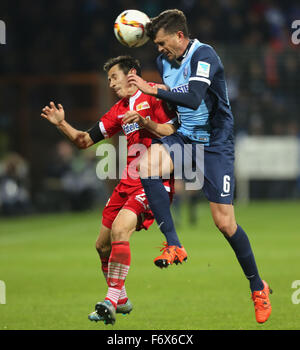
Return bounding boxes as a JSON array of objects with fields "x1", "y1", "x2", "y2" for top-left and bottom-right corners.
[{"x1": 114, "y1": 10, "x2": 150, "y2": 48}]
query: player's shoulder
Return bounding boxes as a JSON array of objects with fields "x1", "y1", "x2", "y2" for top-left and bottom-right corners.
[
  {"x1": 190, "y1": 41, "x2": 222, "y2": 73},
  {"x1": 192, "y1": 41, "x2": 218, "y2": 60},
  {"x1": 102, "y1": 98, "x2": 126, "y2": 120},
  {"x1": 115, "y1": 97, "x2": 128, "y2": 107},
  {"x1": 112, "y1": 97, "x2": 130, "y2": 111}
]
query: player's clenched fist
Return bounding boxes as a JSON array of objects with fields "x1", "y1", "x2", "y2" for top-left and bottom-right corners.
[{"x1": 41, "y1": 101, "x2": 65, "y2": 126}]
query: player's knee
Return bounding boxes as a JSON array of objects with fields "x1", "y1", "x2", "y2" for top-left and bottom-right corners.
[
  {"x1": 111, "y1": 222, "x2": 129, "y2": 242},
  {"x1": 215, "y1": 217, "x2": 236, "y2": 237}
]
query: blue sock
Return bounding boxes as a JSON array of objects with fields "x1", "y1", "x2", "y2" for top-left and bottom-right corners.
[
  {"x1": 140, "y1": 177, "x2": 182, "y2": 247},
  {"x1": 226, "y1": 225, "x2": 264, "y2": 292}
]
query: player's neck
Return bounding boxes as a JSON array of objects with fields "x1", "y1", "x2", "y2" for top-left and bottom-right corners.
[
  {"x1": 178, "y1": 38, "x2": 192, "y2": 60},
  {"x1": 127, "y1": 86, "x2": 139, "y2": 98}
]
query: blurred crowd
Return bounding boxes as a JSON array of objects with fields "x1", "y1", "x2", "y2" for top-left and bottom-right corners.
[
  {"x1": 0, "y1": 0, "x2": 300, "y2": 215},
  {"x1": 0, "y1": 141, "x2": 109, "y2": 216},
  {"x1": 0, "y1": 152, "x2": 31, "y2": 216},
  {"x1": 1, "y1": 0, "x2": 300, "y2": 71}
]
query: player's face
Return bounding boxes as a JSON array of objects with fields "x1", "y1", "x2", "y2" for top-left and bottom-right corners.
[
  {"x1": 107, "y1": 64, "x2": 131, "y2": 98},
  {"x1": 154, "y1": 28, "x2": 185, "y2": 61}
]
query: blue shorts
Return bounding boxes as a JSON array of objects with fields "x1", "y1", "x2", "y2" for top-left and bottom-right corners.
[{"x1": 152, "y1": 132, "x2": 235, "y2": 204}]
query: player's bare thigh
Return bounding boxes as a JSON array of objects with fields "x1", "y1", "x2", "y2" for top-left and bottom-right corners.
[
  {"x1": 139, "y1": 143, "x2": 174, "y2": 178},
  {"x1": 209, "y1": 202, "x2": 237, "y2": 237},
  {"x1": 96, "y1": 209, "x2": 140, "y2": 253},
  {"x1": 111, "y1": 209, "x2": 139, "y2": 241}
]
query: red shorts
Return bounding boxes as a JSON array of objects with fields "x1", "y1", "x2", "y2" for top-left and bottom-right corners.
[{"x1": 102, "y1": 182, "x2": 173, "y2": 231}]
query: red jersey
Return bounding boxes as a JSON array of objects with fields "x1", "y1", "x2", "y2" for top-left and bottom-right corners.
[{"x1": 98, "y1": 89, "x2": 177, "y2": 191}]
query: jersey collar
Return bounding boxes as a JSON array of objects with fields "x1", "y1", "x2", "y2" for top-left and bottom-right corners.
[
  {"x1": 128, "y1": 89, "x2": 142, "y2": 110},
  {"x1": 176, "y1": 39, "x2": 199, "y2": 65},
  {"x1": 178, "y1": 40, "x2": 193, "y2": 61}
]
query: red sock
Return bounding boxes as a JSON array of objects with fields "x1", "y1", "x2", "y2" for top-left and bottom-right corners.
[
  {"x1": 105, "y1": 241, "x2": 131, "y2": 308},
  {"x1": 100, "y1": 256, "x2": 109, "y2": 280}
]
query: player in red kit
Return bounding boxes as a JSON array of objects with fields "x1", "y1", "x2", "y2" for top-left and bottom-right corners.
[{"x1": 40, "y1": 55, "x2": 181, "y2": 325}]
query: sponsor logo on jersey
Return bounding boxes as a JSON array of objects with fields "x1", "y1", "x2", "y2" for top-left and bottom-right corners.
[
  {"x1": 171, "y1": 83, "x2": 189, "y2": 93},
  {"x1": 122, "y1": 122, "x2": 140, "y2": 135},
  {"x1": 136, "y1": 101, "x2": 150, "y2": 111},
  {"x1": 196, "y1": 61, "x2": 210, "y2": 78}
]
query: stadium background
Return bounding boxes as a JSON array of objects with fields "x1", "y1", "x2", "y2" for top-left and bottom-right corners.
[{"x1": 0, "y1": 0, "x2": 300, "y2": 331}]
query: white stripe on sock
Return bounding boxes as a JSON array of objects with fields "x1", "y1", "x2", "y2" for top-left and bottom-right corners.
[
  {"x1": 119, "y1": 286, "x2": 127, "y2": 301},
  {"x1": 108, "y1": 272, "x2": 128, "y2": 280},
  {"x1": 106, "y1": 287, "x2": 121, "y2": 305},
  {"x1": 108, "y1": 262, "x2": 130, "y2": 280}
]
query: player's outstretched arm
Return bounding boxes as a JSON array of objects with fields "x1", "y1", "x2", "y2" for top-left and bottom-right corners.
[
  {"x1": 41, "y1": 101, "x2": 94, "y2": 149},
  {"x1": 123, "y1": 111, "x2": 176, "y2": 138}
]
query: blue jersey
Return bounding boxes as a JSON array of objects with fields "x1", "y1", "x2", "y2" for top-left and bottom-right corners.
[{"x1": 156, "y1": 39, "x2": 234, "y2": 147}]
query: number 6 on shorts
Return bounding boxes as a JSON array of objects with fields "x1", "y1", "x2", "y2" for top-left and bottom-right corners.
[{"x1": 223, "y1": 175, "x2": 231, "y2": 194}]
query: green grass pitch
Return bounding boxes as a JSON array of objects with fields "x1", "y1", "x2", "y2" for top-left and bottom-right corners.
[{"x1": 1, "y1": 200, "x2": 300, "y2": 330}]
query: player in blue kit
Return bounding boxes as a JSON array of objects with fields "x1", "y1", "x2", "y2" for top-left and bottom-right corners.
[{"x1": 126, "y1": 9, "x2": 272, "y2": 323}]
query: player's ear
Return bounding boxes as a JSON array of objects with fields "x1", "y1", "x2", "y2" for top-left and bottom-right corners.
[
  {"x1": 177, "y1": 31, "x2": 185, "y2": 40},
  {"x1": 128, "y1": 68, "x2": 137, "y2": 75}
]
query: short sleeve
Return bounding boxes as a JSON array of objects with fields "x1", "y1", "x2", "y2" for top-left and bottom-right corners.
[{"x1": 99, "y1": 105, "x2": 122, "y2": 138}]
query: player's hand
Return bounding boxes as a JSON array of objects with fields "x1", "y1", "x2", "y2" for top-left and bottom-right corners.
[
  {"x1": 127, "y1": 74, "x2": 158, "y2": 96},
  {"x1": 123, "y1": 111, "x2": 146, "y2": 127},
  {"x1": 41, "y1": 102, "x2": 65, "y2": 126}
]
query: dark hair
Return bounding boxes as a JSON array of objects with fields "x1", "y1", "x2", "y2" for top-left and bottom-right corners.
[
  {"x1": 146, "y1": 9, "x2": 189, "y2": 40},
  {"x1": 103, "y1": 55, "x2": 141, "y2": 76}
]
